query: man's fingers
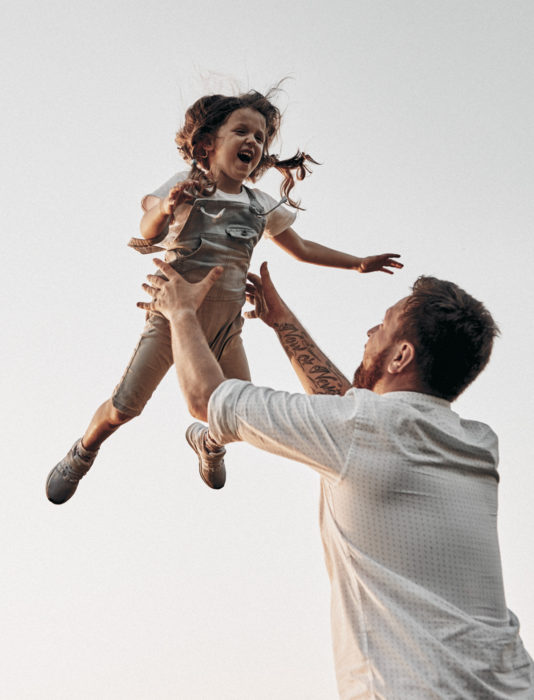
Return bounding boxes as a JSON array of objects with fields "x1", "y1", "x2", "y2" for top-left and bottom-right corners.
[
  {"x1": 146, "y1": 274, "x2": 165, "y2": 287},
  {"x1": 205, "y1": 266, "x2": 223, "y2": 283},
  {"x1": 259, "y1": 261, "x2": 272, "y2": 284},
  {"x1": 259, "y1": 261, "x2": 279, "y2": 297},
  {"x1": 197, "y1": 266, "x2": 223, "y2": 295},
  {"x1": 246, "y1": 272, "x2": 261, "y2": 286},
  {"x1": 137, "y1": 263, "x2": 223, "y2": 320},
  {"x1": 243, "y1": 309, "x2": 258, "y2": 320},
  {"x1": 141, "y1": 283, "x2": 158, "y2": 296},
  {"x1": 153, "y1": 258, "x2": 178, "y2": 278}
]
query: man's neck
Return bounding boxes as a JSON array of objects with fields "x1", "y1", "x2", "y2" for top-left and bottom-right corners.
[{"x1": 372, "y1": 373, "x2": 427, "y2": 396}]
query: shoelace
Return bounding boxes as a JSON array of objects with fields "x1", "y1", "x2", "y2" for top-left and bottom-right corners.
[
  {"x1": 58, "y1": 447, "x2": 92, "y2": 482},
  {"x1": 200, "y1": 439, "x2": 225, "y2": 469},
  {"x1": 203, "y1": 451, "x2": 225, "y2": 470}
]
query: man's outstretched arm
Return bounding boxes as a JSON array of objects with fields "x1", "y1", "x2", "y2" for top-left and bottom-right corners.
[
  {"x1": 137, "y1": 259, "x2": 225, "y2": 421},
  {"x1": 246, "y1": 263, "x2": 352, "y2": 396}
]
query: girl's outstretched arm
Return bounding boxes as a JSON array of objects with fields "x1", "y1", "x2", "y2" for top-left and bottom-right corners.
[{"x1": 272, "y1": 227, "x2": 403, "y2": 274}]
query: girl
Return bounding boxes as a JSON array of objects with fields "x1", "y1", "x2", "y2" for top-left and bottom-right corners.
[{"x1": 46, "y1": 88, "x2": 402, "y2": 504}]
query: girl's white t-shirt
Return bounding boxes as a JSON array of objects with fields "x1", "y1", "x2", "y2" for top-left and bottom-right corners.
[{"x1": 144, "y1": 171, "x2": 296, "y2": 251}]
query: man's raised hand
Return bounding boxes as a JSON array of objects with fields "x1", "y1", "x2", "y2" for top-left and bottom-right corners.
[
  {"x1": 245, "y1": 262, "x2": 290, "y2": 328},
  {"x1": 137, "y1": 258, "x2": 223, "y2": 318}
]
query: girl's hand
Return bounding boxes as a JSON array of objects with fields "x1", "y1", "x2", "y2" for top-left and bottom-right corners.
[
  {"x1": 356, "y1": 253, "x2": 403, "y2": 275},
  {"x1": 160, "y1": 179, "x2": 198, "y2": 216}
]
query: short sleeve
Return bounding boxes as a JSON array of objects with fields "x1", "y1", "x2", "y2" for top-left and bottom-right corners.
[
  {"x1": 141, "y1": 171, "x2": 189, "y2": 210},
  {"x1": 208, "y1": 379, "x2": 359, "y2": 482},
  {"x1": 251, "y1": 189, "x2": 297, "y2": 237}
]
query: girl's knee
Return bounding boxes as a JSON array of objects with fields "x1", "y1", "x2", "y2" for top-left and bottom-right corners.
[{"x1": 107, "y1": 401, "x2": 136, "y2": 426}]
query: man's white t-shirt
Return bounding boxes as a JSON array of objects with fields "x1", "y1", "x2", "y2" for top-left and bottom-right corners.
[{"x1": 208, "y1": 380, "x2": 534, "y2": 699}]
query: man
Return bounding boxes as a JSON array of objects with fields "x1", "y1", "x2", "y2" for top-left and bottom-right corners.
[{"x1": 139, "y1": 258, "x2": 533, "y2": 699}]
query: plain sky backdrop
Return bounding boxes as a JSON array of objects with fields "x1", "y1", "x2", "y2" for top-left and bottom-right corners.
[{"x1": 2, "y1": 1, "x2": 533, "y2": 698}]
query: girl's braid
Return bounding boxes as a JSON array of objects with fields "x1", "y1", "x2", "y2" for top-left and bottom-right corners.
[{"x1": 261, "y1": 151, "x2": 319, "y2": 209}]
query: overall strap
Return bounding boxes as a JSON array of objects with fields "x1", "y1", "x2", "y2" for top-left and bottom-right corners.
[
  {"x1": 242, "y1": 185, "x2": 264, "y2": 216},
  {"x1": 128, "y1": 187, "x2": 285, "y2": 254},
  {"x1": 243, "y1": 185, "x2": 288, "y2": 217}
]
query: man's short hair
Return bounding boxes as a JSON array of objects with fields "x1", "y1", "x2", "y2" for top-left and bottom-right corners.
[{"x1": 399, "y1": 277, "x2": 499, "y2": 401}]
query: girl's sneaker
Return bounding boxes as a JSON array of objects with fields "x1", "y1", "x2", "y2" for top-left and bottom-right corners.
[
  {"x1": 46, "y1": 439, "x2": 99, "y2": 504},
  {"x1": 185, "y1": 423, "x2": 226, "y2": 489}
]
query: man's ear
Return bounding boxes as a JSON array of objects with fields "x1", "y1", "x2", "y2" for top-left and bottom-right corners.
[{"x1": 387, "y1": 341, "x2": 415, "y2": 375}]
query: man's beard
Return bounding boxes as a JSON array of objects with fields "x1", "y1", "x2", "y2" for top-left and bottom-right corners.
[{"x1": 352, "y1": 348, "x2": 389, "y2": 391}]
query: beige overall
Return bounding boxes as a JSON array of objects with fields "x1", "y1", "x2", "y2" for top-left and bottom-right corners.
[{"x1": 112, "y1": 188, "x2": 266, "y2": 416}]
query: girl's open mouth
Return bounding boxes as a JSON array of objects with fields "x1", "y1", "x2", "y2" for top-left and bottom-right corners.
[{"x1": 237, "y1": 152, "x2": 253, "y2": 163}]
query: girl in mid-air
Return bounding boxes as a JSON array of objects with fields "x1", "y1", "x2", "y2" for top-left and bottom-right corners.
[{"x1": 46, "y1": 87, "x2": 402, "y2": 504}]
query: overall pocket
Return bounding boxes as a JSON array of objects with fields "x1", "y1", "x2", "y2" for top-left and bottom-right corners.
[
  {"x1": 225, "y1": 225, "x2": 258, "y2": 242},
  {"x1": 167, "y1": 239, "x2": 213, "y2": 284},
  {"x1": 166, "y1": 237, "x2": 203, "y2": 264}
]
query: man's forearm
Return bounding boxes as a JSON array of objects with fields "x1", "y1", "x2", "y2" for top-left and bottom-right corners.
[
  {"x1": 167, "y1": 309, "x2": 225, "y2": 420},
  {"x1": 273, "y1": 312, "x2": 351, "y2": 396}
]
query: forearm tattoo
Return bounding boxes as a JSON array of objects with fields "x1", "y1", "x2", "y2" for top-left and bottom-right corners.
[{"x1": 273, "y1": 322, "x2": 348, "y2": 395}]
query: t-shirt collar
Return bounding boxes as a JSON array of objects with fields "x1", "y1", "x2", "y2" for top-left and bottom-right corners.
[{"x1": 382, "y1": 390, "x2": 451, "y2": 408}]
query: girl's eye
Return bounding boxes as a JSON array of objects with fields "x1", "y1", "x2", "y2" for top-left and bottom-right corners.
[{"x1": 255, "y1": 135, "x2": 264, "y2": 143}]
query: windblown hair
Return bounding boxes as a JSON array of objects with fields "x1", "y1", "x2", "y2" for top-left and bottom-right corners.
[
  {"x1": 399, "y1": 276, "x2": 499, "y2": 401},
  {"x1": 175, "y1": 88, "x2": 317, "y2": 208}
]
